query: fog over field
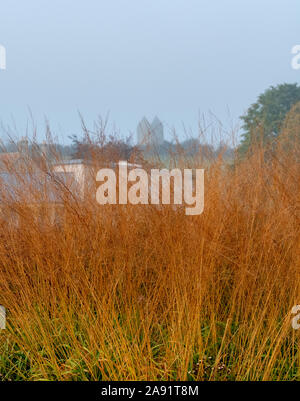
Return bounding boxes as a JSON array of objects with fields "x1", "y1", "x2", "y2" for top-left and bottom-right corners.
[{"x1": 0, "y1": 0, "x2": 299, "y2": 141}]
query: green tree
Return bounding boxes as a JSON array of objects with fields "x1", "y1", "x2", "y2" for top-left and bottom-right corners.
[
  {"x1": 277, "y1": 101, "x2": 300, "y2": 151},
  {"x1": 239, "y1": 83, "x2": 300, "y2": 154},
  {"x1": 282, "y1": 101, "x2": 300, "y2": 136}
]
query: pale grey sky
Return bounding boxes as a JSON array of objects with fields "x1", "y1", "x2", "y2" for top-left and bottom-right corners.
[{"x1": 0, "y1": 0, "x2": 299, "y2": 143}]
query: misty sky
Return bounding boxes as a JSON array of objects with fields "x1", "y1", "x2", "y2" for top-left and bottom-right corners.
[{"x1": 0, "y1": 0, "x2": 299, "y2": 144}]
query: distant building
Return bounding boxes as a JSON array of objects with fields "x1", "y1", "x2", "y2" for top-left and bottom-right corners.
[
  {"x1": 0, "y1": 137, "x2": 88, "y2": 226},
  {"x1": 137, "y1": 116, "x2": 164, "y2": 146}
]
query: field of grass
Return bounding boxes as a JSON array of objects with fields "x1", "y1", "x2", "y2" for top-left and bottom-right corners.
[{"x1": 0, "y1": 134, "x2": 299, "y2": 381}]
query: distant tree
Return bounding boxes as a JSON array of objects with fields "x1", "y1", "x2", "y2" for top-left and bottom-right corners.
[
  {"x1": 277, "y1": 101, "x2": 300, "y2": 151},
  {"x1": 215, "y1": 141, "x2": 234, "y2": 160},
  {"x1": 69, "y1": 134, "x2": 94, "y2": 160},
  {"x1": 69, "y1": 134, "x2": 143, "y2": 164},
  {"x1": 281, "y1": 101, "x2": 300, "y2": 137},
  {"x1": 179, "y1": 138, "x2": 200, "y2": 157},
  {"x1": 239, "y1": 83, "x2": 300, "y2": 154},
  {"x1": 98, "y1": 140, "x2": 136, "y2": 163}
]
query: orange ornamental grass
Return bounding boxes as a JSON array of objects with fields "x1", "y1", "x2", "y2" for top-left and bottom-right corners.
[{"x1": 0, "y1": 131, "x2": 299, "y2": 381}]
